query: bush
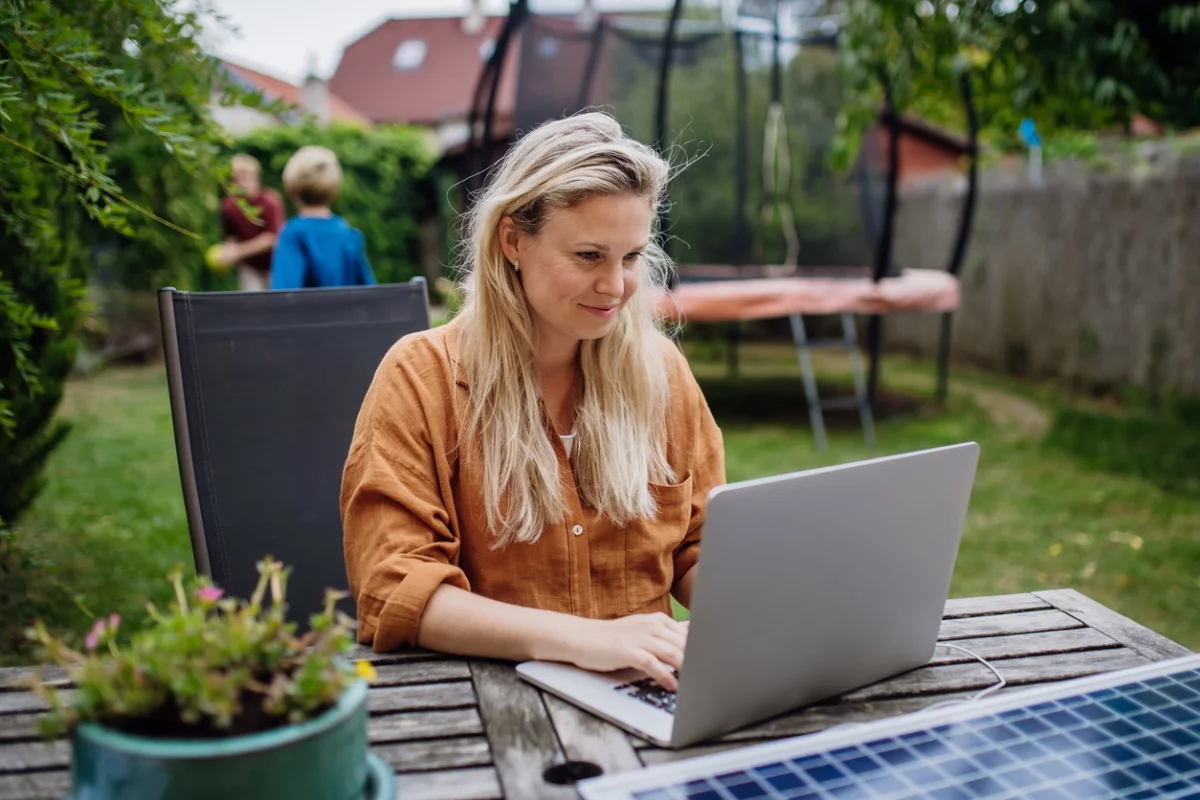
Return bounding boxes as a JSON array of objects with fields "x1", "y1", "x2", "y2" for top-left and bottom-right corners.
[{"x1": 1, "y1": 1, "x2": 268, "y2": 540}]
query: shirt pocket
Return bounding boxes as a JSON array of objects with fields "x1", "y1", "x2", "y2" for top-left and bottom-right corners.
[{"x1": 625, "y1": 473, "x2": 694, "y2": 614}]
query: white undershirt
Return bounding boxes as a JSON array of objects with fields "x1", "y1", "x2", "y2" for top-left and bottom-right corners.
[{"x1": 560, "y1": 431, "x2": 576, "y2": 458}]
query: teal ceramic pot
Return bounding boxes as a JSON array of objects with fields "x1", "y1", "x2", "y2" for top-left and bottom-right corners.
[{"x1": 68, "y1": 679, "x2": 391, "y2": 800}]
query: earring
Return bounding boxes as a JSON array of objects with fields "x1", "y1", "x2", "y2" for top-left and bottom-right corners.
[{"x1": 513, "y1": 259, "x2": 520, "y2": 273}]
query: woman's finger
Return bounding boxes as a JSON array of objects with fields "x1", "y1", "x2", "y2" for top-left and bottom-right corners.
[
  {"x1": 653, "y1": 624, "x2": 688, "y2": 656},
  {"x1": 634, "y1": 649, "x2": 678, "y2": 691},
  {"x1": 641, "y1": 638, "x2": 685, "y2": 673}
]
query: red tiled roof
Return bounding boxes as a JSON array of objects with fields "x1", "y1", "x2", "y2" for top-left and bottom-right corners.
[
  {"x1": 329, "y1": 16, "x2": 518, "y2": 128},
  {"x1": 221, "y1": 60, "x2": 371, "y2": 126}
]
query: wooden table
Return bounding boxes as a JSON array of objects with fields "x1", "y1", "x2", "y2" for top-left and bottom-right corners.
[{"x1": 0, "y1": 590, "x2": 1190, "y2": 800}]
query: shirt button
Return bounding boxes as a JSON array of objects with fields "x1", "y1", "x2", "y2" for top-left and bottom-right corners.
[{"x1": 572, "y1": 524, "x2": 584, "y2": 536}]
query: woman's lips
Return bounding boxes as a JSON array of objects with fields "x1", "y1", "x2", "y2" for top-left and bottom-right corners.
[{"x1": 582, "y1": 304, "x2": 618, "y2": 319}]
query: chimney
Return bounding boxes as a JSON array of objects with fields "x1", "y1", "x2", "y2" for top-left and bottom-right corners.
[
  {"x1": 463, "y1": 0, "x2": 486, "y2": 35},
  {"x1": 300, "y1": 52, "x2": 330, "y2": 125},
  {"x1": 576, "y1": 0, "x2": 598, "y2": 31},
  {"x1": 301, "y1": 68, "x2": 330, "y2": 126}
]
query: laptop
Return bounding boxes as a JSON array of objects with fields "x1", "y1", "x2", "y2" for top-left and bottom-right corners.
[{"x1": 516, "y1": 442, "x2": 981, "y2": 749}]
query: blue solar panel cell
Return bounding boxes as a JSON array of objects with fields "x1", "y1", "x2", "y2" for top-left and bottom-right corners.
[{"x1": 581, "y1": 657, "x2": 1200, "y2": 800}]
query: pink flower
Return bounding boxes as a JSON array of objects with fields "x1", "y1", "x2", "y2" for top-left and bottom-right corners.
[
  {"x1": 108, "y1": 614, "x2": 120, "y2": 629},
  {"x1": 84, "y1": 619, "x2": 106, "y2": 650},
  {"x1": 196, "y1": 586, "x2": 224, "y2": 603}
]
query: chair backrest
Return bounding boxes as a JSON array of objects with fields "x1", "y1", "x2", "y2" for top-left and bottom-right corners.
[{"x1": 158, "y1": 280, "x2": 431, "y2": 624}]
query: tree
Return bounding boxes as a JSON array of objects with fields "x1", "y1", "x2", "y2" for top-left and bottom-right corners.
[
  {"x1": 835, "y1": 0, "x2": 1200, "y2": 166},
  {"x1": 0, "y1": 0, "x2": 265, "y2": 525}
]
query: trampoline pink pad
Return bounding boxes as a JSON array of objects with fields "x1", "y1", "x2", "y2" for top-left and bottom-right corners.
[{"x1": 656, "y1": 268, "x2": 960, "y2": 322}]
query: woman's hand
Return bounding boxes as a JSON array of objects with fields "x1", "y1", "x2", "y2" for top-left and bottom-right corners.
[
  {"x1": 555, "y1": 613, "x2": 689, "y2": 690},
  {"x1": 416, "y1": 586, "x2": 689, "y2": 690}
]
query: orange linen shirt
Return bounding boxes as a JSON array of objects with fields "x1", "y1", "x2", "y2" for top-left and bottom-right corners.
[{"x1": 340, "y1": 317, "x2": 725, "y2": 652}]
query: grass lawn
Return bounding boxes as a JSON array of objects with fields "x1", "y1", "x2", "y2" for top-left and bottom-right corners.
[{"x1": 5, "y1": 337, "x2": 1199, "y2": 664}]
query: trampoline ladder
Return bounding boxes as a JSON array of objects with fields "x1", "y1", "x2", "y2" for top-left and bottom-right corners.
[{"x1": 788, "y1": 312, "x2": 877, "y2": 452}]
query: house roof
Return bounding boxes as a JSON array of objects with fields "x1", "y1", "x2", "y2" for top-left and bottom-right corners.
[
  {"x1": 220, "y1": 60, "x2": 370, "y2": 126},
  {"x1": 879, "y1": 110, "x2": 974, "y2": 155},
  {"x1": 329, "y1": 16, "x2": 519, "y2": 128}
]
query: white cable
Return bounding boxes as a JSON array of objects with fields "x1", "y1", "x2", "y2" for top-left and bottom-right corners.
[{"x1": 920, "y1": 642, "x2": 1007, "y2": 714}]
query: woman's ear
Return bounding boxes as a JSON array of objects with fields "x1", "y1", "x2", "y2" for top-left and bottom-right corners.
[{"x1": 498, "y1": 217, "x2": 521, "y2": 266}]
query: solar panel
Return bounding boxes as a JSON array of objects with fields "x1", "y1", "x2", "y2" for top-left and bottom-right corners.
[{"x1": 579, "y1": 654, "x2": 1200, "y2": 800}]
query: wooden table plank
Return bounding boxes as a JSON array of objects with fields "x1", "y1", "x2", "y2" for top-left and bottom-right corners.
[
  {"x1": 929, "y1": 627, "x2": 1120, "y2": 664},
  {"x1": 369, "y1": 708, "x2": 484, "y2": 744},
  {"x1": 0, "y1": 740, "x2": 67, "y2": 773},
  {"x1": 698, "y1": 692, "x2": 979, "y2": 747},
  {"x1": 0, "y1": 714, "x2": 42, "y2": 744},
  {"x1": 942, "y1": 594, "x2": 1050, "y2": 618},
  {"x1": 1037, "y1": 588, "x2": 1193, "y2": 661},
  {"x1": 396, "y1": 767, "x2": 502, "y2": 800},
  {"x1": 367, "y1": 681, "x2": 475, "y2": 714},
  {"x1": 0, "y1": 772, "x2": 69, "y2": 800},
  {"x1": 373, "y1": 737, "x2": 492, "y2": 772},
  {"x1": 938, "y1": 609, "x2": 1083, "y2": 640},
  {"x1": 840, "y1": 647, "x2": 1150, "y2": 702},
  {"x1": 0, "y1": 692, "x2": 55, "y2": 717},
  {"x1": 372, "y1": 660, "x2": 472, "y2": 687},
  {"x1": 542, "y1": 695, "x2": 643, "y2": 775},
  {"x1": 0, "y1": 668, "x2": 66, "y2": 693},
  {"x1": 470, "y1": 661, "x2": 577, "y2": 800},
  {"x1": 349, "y1": 645, "x2": 442, "y2": 664},
  {"x1": 639, "y1": 742, "x2": 746, "y2": 766}
]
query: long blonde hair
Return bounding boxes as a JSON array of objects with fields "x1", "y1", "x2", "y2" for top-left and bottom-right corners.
[{"x1": 457, "y1": 112, "x2": 675, "y2": 549}]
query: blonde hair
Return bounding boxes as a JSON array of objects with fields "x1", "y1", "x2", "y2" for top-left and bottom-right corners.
[
  {"x1": 457, "y1": 111, "x2": 676, "y2": 549},
  {"x1": 231, "y1": 153, "x2": 261, "y2": 174},
  {"x1": 282, "y1": 145, "x2": 342, "y2": 206}
]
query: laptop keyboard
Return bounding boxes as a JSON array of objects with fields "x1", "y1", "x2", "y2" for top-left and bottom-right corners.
[{"x1": 614, "y1": 676, "x2": 677, "y2": 714}]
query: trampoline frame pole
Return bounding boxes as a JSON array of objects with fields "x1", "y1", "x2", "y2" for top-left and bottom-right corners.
[
  {"x1": 655, "y1": 0, "x2": 685, "y2": 269},
  {"x1": 937, "y1": 71, "x2": 979, "y2": 404},
  {"x1": 867, "y1": 71, "x2": 901, "y2": 409}
]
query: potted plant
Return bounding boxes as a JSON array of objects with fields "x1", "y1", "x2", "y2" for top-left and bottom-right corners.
[{"x1": 27, "y1": 558, "x2": 394, "y2": 800}]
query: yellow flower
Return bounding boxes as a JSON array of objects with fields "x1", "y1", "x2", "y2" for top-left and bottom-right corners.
[
  {"x1": 1048, "y1": 543, "x2": 1063, "y2": 557},
  {"x1": 1129, "y1": 535, "x2": 1144, "y2": 551},
  {"x1": 355, "y1": 660, "x2": 377, "y2": 682}
]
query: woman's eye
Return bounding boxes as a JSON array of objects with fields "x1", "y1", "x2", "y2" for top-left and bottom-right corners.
[
  {"x1": 577, "y1": 252, "x2": 600, "y2": 262},
  {"x1": 624, "y1": 252, "x2": 642, "y2": 263}
]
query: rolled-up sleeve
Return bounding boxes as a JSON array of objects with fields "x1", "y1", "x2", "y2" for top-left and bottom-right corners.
[
  {"x1": 341, "y1": 349, "x2": 469, "y2": 652},
  {"x1": 673, "y1": 381, "x2": 725, "y2": 588}
]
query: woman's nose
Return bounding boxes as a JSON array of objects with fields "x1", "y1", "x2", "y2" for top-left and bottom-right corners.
[{"x1": 594, "y1": 259, "x2": 624, "y2": 297}]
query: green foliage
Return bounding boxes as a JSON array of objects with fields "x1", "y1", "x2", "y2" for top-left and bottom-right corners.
[
  {"x1": 836, "y1": 0, "x2": 1200, "y2": 169},
  {"x1": 0, "y1": 0, "x2": 268, "y2": 526},
  {"x1": 28, "y1": 558, "x2": 369, "y2": 738},
  {"x1": 231, "y1": 124, "x2": 438, "y2": 285}
]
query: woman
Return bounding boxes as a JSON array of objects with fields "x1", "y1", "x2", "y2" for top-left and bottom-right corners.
[{"x1": 341, "y1": 113, "x2": 724, "y2": 690}]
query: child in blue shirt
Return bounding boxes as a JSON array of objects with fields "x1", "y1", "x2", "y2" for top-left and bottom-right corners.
[{"x1": 271, "y1": 146, "x2": 377, "y2": 289}]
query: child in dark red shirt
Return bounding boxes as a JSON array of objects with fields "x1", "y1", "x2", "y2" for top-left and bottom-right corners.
[{"x1": 216, "y1": 154, "x2": 285, "y2": 291}]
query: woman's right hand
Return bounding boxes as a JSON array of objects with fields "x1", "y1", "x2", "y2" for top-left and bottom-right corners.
[{"x1": 554, "y1": 613, "x2": 689, "y2": 691}]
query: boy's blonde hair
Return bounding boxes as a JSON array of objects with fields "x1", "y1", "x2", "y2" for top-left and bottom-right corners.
[
  {"x1": 282, "y1": 146, "x2": 343, "y2": 206},
  {"x1": 457, "y1": 111, "x2": 675, "y2": 549}
]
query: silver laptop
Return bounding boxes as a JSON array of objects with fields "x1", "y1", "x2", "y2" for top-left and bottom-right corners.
[{"x1": 516, "y1": 442, "x2": 980, "y2": 749}]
